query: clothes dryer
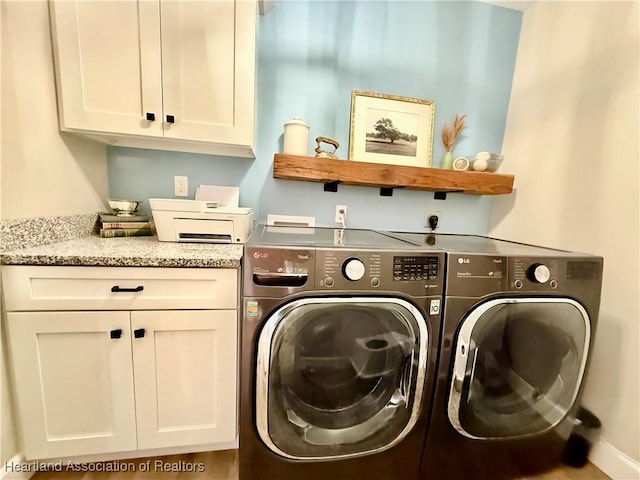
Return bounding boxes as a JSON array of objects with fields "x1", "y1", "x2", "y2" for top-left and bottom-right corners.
[
  {"x1": 391, "y1": 233, "x2": 603, "y2": 479},
  {"x1": 240, "y1": 226, "x2": 445, "y2": 480}
]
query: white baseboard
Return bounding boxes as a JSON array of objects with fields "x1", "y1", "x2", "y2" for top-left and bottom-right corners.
[
  {"x1": 1, "y1": 454, "x2": 34, "y2": 480},
  {"x1": 43, "y1": 439, "x2": 239, "y2": 464},
  {"x1": 590, "y1": 439, "x2": 640, "y2": 480}
]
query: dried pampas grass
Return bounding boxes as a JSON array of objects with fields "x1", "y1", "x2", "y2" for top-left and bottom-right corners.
[{"x1": 441, "y1": 114, "x2": 467, "y2": 152}]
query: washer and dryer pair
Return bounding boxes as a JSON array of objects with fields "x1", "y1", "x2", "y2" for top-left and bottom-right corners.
[{"x1": 239, "y1": 226, "x2": 603, "y2": 480}]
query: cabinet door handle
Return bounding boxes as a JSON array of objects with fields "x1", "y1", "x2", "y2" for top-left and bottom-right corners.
[
  {"x1": 134, "y1": 328, "x2": 146, "y2": 338},
  {"x1": 146, "y1": 112, "x2": 156, "y2": 121},
  {"x1": 110, "y1": 329, "x2": 123, "y2": 339},
  {"x1": 111, "y1": 285, "x2": 144, "y2": 293},
  {"x1": 166, "y1": 114, "x2": 175, "y2": 124}
]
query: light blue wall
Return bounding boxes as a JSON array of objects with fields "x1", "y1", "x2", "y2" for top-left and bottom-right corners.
[{"x1": 108, "y1": 0, "x2": 522, "y2": 233}]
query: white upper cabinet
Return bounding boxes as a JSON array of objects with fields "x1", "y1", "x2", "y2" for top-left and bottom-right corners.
[
  {"x1": 49, "y1": 1, "x2": 163, "y2": 138},
  {"x1": 49, "y1": 0, "x2": 257, "y2": 158},
  {"x1": 160, "y1": 1, "x2": 256, "y2": 147}
]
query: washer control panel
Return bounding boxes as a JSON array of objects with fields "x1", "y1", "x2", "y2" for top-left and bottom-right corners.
[
  {"x1": 393, "y1": 255, "x2": 439, "y2": 281},
  {"x1": 316, "y1": 249, "x2": 443, "y2": 295},
  {"x1": 343, "y1": 257, "x2": 366, "y2": 281}
]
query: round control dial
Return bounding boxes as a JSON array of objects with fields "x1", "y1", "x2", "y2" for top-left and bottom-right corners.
[
  {"x1": 527, "y1": 263, "x2": 551, "y2": 284},
  {"x1": 342, "y1": 258, "x2": 366, "y2": 281}
]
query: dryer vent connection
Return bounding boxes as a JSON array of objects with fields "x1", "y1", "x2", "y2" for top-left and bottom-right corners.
[
  {"x1": 425, "y1": 211, "x2": 440, "y2": 231},
  {"x1": 428, "y1": 215, "x2": 439, "y2": 231}
]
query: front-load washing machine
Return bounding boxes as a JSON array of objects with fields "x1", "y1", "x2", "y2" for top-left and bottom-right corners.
[
  {"x1": 391, "y1": 233, "x2": 603, "y2": 479},
  {"x1": 239, "y1": 225, "x2": 445, "y2": 480}
]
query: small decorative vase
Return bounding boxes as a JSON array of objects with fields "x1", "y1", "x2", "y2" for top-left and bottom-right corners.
[{"x1": 440, "y1": 150, "x2": 454, "y2": 169}]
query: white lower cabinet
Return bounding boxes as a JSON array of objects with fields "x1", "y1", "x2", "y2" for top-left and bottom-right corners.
[
  {"x1": 2, "y1": 266, "x2": 238, "y2": 460},
  {"x1": 131, "y1": 310, "x2": 237, "y2": 450},
  {"x1": 7, "y1": 311, "x2": 137, "y2": 459}
]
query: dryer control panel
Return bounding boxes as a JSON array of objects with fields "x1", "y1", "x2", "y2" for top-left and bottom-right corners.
[
  {"x1": 446, "y1": 254, "x2": 507, "y2": 297},
  {"x1": 509, "y1": 257, "x2": 603, "y2": 294},
  {"x1": 447, "y1": 254, "x2": 603, "y2": 298},
  {"x1": 511, "y1": 257, "x2": 560, "y2": 291}
]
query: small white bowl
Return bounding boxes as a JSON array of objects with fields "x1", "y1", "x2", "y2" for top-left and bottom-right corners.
[{"x1": 108, "y1": 199, "x2": 140, "y2": 215}]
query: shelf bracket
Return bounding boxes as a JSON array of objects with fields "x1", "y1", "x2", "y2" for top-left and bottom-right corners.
[
  {"x1": 323, "y1": 181, "x2": 341, "y2": 192},
  {"x1": 434, "y1": 191, "x2": 447, "y2": 200},
  {"x1": 380, "y1": 186, "x2": 405, "y2": 197}
]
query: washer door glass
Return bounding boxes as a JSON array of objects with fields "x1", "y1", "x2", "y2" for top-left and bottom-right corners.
[
  {"x1": 256, "y1": 297, "x2": 429, "y2": 460},
  {"x1": 448, "y1": 298, "x2": 590, "y2": 439}
]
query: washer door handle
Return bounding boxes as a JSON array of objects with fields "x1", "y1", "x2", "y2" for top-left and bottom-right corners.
[{"x1": 398, "y1": 355, "x2": 412, "y2": 400}]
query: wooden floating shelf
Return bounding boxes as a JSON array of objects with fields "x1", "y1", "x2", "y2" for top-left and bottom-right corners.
[{"x1": 273, "y1": 154, "x2": 514, "y2": 196}]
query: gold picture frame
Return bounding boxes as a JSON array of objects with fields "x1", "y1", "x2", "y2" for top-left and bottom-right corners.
[{"x1": 348, "y1": 90, "x2": 435, "y2": 168}]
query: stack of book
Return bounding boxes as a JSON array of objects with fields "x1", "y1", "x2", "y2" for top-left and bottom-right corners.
[{"x1": 98, "y1": 213, "x2": 153, "y2": 238}]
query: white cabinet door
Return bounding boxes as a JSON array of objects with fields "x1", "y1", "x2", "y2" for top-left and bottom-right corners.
[
  {"x1": 131, "y1": 310, "x2": 238, "y2": 449},
  {"x1": 160, "y1": 0, "x2": 256, "y2": 146},
  {"x1": 6, "y1": 311, "x2": 137, "y2": 459},
  {"x1": 50, "y1": 0, "x2": 256, "y2": 155},
  {"x1": 50, "y1": 0, "x2": 163, "y2": 137}
]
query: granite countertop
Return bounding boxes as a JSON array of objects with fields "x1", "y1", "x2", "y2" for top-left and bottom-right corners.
[
  {"x1": 0, "y1": 213, "x2": 243, "y2": 268},
  {"x1": 1, "y1": 235, "x2": 243, "y2": 268}
]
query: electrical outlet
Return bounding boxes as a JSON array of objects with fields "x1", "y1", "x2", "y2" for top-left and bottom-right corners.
[
  {"x1": 174, "y1": 176, "x2": 188, "y2": 197},
  {"x1": 335, "y1": 205, "x2": 347, "y2": 224},
  {"x1": 425, "y1": 210, "x2": 441, "y2": 229}
]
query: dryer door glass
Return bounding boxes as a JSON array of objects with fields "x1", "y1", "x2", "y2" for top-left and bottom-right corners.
[
  {"x1": 256, "y1": 297, "x2": 429, "y2": 460},
  {"x1": 448, "y1": 298, "x2": 590, "y2": 439}
]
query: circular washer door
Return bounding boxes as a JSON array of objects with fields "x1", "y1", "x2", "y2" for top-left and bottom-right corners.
[
  {"x1": 448, "y1": 297, "x2": 591, "y2": 439},
  {"x1": 256, "y1": 297, "x2": 429, "y2": 460}
]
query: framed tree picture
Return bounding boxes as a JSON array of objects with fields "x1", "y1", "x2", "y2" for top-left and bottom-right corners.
[{"x1": 348, "y1": 91, "x2": 435, "y2": 168}]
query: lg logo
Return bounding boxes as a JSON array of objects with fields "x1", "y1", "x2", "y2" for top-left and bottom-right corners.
[
  {"x1": 458, "y1": 258, "x2": 471, "y2": 264},
  {"x1": 253, "y1": 252, "x2": 268, "y2": 259}
]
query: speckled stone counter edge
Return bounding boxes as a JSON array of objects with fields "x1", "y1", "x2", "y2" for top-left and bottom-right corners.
[
  {"x1": 0, "y1": 214, "x2": 242, "y2": 268},
  {"x1": 0, "y1": 214, "x2": 99, "y2": 251}
]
